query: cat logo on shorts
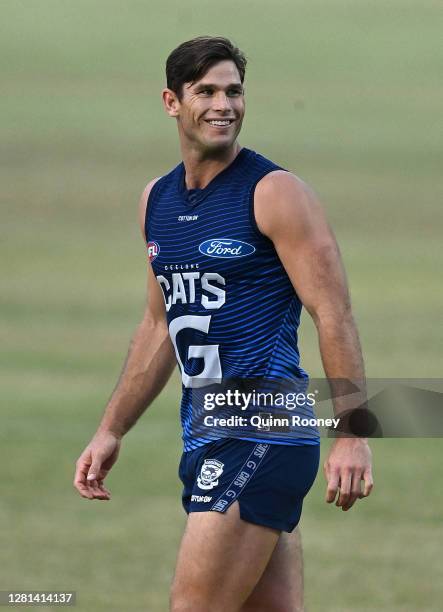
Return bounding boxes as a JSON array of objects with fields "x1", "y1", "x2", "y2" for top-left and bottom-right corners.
[{"x1": 197, "y1": 459, "x2": 224, "y2": 490}]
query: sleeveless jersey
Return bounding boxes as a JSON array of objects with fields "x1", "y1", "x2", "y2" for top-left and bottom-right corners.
[{"x1": 145, "y1": 147, "x2": 319, "y2": 451}]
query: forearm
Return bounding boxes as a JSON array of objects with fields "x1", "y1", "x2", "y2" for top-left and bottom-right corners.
[
  {"x1": 315, "y1": 309, "x2": 367, "y2": 418},
  {"x1": 97, "y1": 315, "x2": 176, "y2": 438},
  {"x1": 317, "y1": 311, "x2": 373, "y2": 505}
]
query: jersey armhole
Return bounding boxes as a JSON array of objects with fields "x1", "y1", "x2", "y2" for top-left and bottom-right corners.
[
  {"x1": 144, "y1": 177, "x2": 162, "y2": 242},
  {"x1": 248, "y1": 167, "x2": 288, "y2": 241}
]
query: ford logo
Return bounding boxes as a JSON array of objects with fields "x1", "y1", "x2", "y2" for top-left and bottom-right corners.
[{"x1": 199, "y1": 238, "x2": 256, "y2": 258}]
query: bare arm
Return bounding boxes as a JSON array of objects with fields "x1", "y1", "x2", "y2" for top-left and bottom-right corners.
[
  {"x1": 97, "y1": 270, "x2": 175, "y2": 439},
  {"x1": 254, "y1": 171, "x2": 373, "y2": 511},
  {"x1": 73, "y1": 179, "x2": 176, "y2": 500}
]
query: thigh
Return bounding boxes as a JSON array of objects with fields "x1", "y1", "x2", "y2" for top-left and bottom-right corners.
[
  {"x1": 241, "y1": 527, "x2": 304, "y2": 612},
  {"x1": 170, "y1": 501, "x2": 280, "y2": 612}
]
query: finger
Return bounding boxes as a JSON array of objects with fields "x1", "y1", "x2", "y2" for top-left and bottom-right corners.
[
  {"x1": 87, "y1": 457, "x2": 103, "y2": 482},
  {"x1": 74, "y1": 459, "x2": 89, "y2": 484},
  {"x1": 342, "y1": 472, "x2": 362, "y2": 511},
  {"x1": 336, "y1": 471, "x2": 352, "y2": 507},
  {"x1": 87, "y1": 478, "x2": 110, "y2": 501},
  {"x1": 74, "y1": 462, "x2": 94, "y2": 499},
  {"x1": 91, "y1": 489, "x2": 111, "y2": 500},
  {"x1": 362, "y1": 469, "x2": 374, "y2": 497},
  {"x1": 93, "y1": 479, "x2": 111, "y2": 500},
  {"x1": 74, "y1": 480, "x2": 94, "y2": 499},
  {"x1": 325, "y1": 470, "x2": 340, "y2": 503},
  {"x1": 73, "y1": 479, "x2": 92, "y2": 499},
  {"x1": 97, "y1": 479, "x2": 111, "y2": 497}
]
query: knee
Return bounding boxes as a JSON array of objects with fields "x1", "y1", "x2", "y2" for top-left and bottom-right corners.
[
  {"x1": 241, "y1": 603, "x2": 304, "y2": 612},
  {"x1": 169, "y1": 592, "x2": 198, "y2": 612},
  {"x1": 170, "y1": 595, "x2": 223, "y2": 612},
  {"x1": 170, "y1": 585, "x2": 216, "y2": 612},
  {"x1": 169, "y1": 585, "x2": 195, "y2": 612}
]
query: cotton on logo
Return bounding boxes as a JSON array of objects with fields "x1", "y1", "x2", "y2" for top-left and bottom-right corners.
[{"x1": 147, "y1": 241, "x2": 160, "y2": 262}]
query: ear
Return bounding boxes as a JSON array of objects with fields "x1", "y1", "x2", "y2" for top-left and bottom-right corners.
[{"x1": 162, "y1": 88, "x2": 180, "y2": 118}]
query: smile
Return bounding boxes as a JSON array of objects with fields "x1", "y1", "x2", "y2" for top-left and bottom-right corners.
[{"x1": 205, "y1": 119, "x2": 234, "y2": 127}]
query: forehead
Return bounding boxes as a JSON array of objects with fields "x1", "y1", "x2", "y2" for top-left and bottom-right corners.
[{"x1": 190, "y1": 60, "x2": 242, "y2": 88}]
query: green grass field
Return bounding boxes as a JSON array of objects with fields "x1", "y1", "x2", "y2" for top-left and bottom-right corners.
[{"x1": 1, "y1": 1, "x2": 442, "y2": 610}]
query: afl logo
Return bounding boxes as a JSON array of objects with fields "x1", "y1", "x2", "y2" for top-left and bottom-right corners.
[
  {"x1": 199, "y1": 238, "x2": 255, "y2": 259},
  {"x1": 147, "y1": 241, "x2": 160, "y2": 262}
]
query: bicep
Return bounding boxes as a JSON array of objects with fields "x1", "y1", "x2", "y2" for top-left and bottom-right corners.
[
  {"x1": 145, "y1": 263, "x2": 168, "y2": 325},
  {"x1": 255, "y1": 173, "x2": 351, "y2": 324}
]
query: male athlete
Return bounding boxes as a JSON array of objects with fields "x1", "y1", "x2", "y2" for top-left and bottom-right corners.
[{"x1": 74, "y1": 37, "x2": 373, "y2": 611}]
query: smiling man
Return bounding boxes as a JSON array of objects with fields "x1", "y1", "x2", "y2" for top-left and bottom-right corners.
[{"x1": 74, "y1": 36, "x2": 373, "y2": 611}]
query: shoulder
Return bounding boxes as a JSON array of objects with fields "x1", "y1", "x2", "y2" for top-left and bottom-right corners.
[
  {"x1": 255, "y1": 170, "x2": 317, "y2": 214},
  {"x1": 138, "y1": 177, "x2": 162, "y2": 235},
  {"x1": 254, "y1": 170, "x2": 324, "y2": 239}
]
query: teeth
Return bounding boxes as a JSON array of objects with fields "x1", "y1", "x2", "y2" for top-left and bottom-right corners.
[{"x1": 208, "y1": 120, "x2": 231, "y2": 126}]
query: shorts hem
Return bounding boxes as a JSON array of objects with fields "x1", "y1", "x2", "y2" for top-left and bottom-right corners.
[
  {"x1": 187, "y1": 502, "x2": 296, "y2": 533},
  {"x1": 238, "y1": 503, "x2": 297, "y2": 533}
]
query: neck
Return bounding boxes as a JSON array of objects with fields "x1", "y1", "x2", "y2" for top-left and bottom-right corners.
[{"x1": 180, "y1": 142, "x2": 242, "y2": 190}]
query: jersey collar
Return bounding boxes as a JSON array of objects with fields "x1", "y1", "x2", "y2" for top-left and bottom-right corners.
[{"x1": 177, "y1": 147, "x2": 250, "y2": 207}]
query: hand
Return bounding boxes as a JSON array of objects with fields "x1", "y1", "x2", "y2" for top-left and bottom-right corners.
[
  {"x1": 73, "y1": 430, "x2": 121, "y2": 500},
  {"x1": 323, "y1": 437, "x2": 373, "y2": 511}
]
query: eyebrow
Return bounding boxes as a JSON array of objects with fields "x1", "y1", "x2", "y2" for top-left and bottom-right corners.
[{"x1": 194, "y1": 82, "x2": 243, "y2": 89}]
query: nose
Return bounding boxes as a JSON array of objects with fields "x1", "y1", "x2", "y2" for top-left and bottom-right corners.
[{"x1": 212, "y1": 91, "x2": 231, "y2": 113}]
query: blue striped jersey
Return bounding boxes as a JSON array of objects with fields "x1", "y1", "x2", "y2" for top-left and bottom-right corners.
[{"x1": 145, "y1": 147, "x2": 319, "y2": 450}]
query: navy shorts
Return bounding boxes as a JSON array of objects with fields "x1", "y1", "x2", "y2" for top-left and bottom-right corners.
[{"x1": 179, "y1": 438, "x2": 320, "y2": 532}]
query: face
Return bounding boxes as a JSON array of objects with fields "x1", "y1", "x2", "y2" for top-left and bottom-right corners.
[{"x1": 163, "y1": 60, "x2": 245, "y2": 153}]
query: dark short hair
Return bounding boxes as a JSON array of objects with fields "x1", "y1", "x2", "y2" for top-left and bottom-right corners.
[{"x1": 166, "y1": 36, "x2": 247, "y2": 99}]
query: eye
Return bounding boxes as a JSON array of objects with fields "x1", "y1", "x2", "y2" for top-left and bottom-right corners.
[{"x1": 199, "y1": 88, "x2": 213, "y2": 96}]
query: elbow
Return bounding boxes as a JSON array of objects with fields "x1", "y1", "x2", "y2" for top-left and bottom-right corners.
[
  {"x1": 140, "y1": 311, "x2": 169, "y2": 336},
  {"x1": 310, "y1": 302, "x2": 355, "y2": 332}
]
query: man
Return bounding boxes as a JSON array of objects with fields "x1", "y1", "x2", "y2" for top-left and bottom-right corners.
[{"x1": 74, "y1": 37, "x2": 373, "y2": 611}]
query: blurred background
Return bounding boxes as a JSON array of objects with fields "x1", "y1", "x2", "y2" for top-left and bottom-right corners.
[{"x1": 1, "y1": 1, "x2": 442, "y2": 610}]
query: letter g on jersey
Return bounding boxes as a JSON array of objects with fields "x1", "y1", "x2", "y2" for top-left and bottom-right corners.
[
  {"x1": 197, "y1": 459, "x2": 224, "y2": 490},
  {"x1": 199, "y1": 238, "x2": 255, "y2": 258}
]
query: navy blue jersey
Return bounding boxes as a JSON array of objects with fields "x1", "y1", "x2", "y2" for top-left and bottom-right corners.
[{"x1": 145, "y1": 147, "x2": 319, "y2": 450}]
